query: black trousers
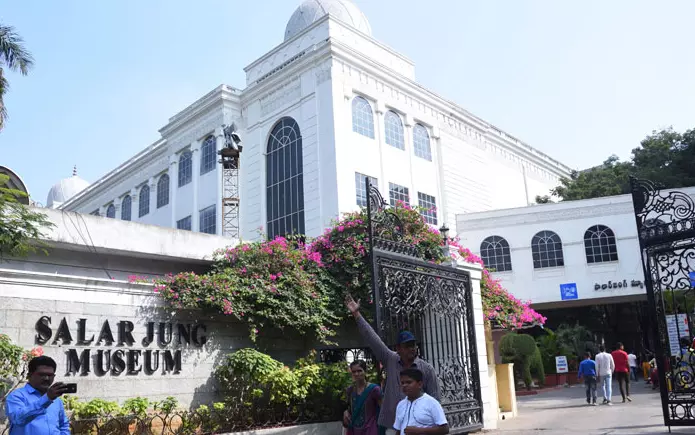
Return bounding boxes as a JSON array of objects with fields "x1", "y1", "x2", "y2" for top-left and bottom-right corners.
[
  {"x1": 615, "y1": 371, "x2": 630, "y2": 400},
  {"x1": 584, "y1": 376, "x2": 597, "y2": 403}
]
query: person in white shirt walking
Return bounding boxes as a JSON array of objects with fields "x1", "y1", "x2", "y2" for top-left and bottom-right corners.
[
  {"x1": 393, "y1": 368, "x2": 449, "y2": 435},
  {"x1": 595, "y1": 345, "x2": 616, "y2": 405},
  {"x1": 628, "y1": 351, "x2": 639, "y2": 381}
]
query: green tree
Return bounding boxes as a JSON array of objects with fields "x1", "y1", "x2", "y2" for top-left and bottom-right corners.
[
  {"x1": 541, "y1": 127, "x2": 695, "y2": 202},
  {"x1": 0, "y1": 24, "x2": 34, "y2": 129},
  {"x1": 500, "y1": 332, "x2": 545, "y2": 389},
  {"x1": 0, "y1": 174, "x2": 54, "y2": 260}
]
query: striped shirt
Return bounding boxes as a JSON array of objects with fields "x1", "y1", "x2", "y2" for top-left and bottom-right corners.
[{"x1": 356, "y1": 315, "x2": 441, "y2": 429}]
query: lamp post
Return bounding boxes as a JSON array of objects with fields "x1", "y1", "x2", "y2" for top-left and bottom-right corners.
[{"x1": 440, "y1": 224, "x2": 452, "y2": 264}]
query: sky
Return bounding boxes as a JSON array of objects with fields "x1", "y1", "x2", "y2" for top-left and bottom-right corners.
[{"x1": 1, "y1": 0, "x2": 694, "y2": 204}]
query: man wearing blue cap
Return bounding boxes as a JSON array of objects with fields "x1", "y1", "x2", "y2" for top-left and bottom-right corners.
[{"x1": 346, "y1": 295, "x2": 441, "y2": 435}]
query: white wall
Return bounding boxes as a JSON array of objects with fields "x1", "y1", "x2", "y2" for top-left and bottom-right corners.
[{"x1": 456, "y1": 193, "x2": 664, "y2": 307}]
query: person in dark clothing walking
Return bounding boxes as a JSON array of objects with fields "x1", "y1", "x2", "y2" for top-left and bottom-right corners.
[
  {"x1": 578, "y1": 352, "x2": 598, "y2": 405},
  {"x1": 611, "y1": 342, "x2": 632, "y2": 403}
]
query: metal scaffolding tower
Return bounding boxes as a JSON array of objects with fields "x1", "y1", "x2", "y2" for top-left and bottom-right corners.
[{"x1": 219, "y1": 124, "x2": 242, "y2": 239}]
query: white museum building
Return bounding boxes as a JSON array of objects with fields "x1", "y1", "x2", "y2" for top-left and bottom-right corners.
[
  {"x1": 50, "y1": 0, "x2": 571, "y2": 241},
  {"x1": 456, "y1": 186, "x2": 695, "y2": 310}
]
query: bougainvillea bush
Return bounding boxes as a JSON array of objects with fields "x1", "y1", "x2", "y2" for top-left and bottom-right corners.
[
  {"x1": 150, "y1": 236, "x2": 339, "y2": 343},
  {"x1": 151, "y1": 202, "x2": 545, "y2": 342}
]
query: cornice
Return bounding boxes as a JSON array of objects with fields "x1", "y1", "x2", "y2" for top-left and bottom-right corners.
[
  {"x1": 244, "y1": 14, "x2": 413, "y2": 74},
  {"x1": 457, "y1": 200, "x2": 636, "y2": 231},
  {"x1": 160, "y1": 85, "x2": 240, "y2": 138},
  {"x1": 0, "y1": 269, "x2": 154, "y2": 296},
  {"x1": 241, "y1": 42, "x2": 332, "y2": 104},
  {"x1": 327, "y1": 42, "x2": 572, "y2": 179},
  {"x1": 59, "y1": 140, "x2": 168, "y2": 210}
]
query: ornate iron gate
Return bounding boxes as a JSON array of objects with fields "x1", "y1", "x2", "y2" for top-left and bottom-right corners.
[
  {"x1": 630, "y1": 177, "x2": 695, "y2": 428},
  {"x1": 366, "y1": 181, "x2": 483, "y2": 433}
]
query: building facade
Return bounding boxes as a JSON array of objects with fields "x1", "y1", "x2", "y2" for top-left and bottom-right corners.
[{"x1": 56, "y1": 0, "x2": 571, "y2": 241}]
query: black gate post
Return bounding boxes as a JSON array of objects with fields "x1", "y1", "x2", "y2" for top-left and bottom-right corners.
[
  {"x1": 364, "y1": 181, "x2": 483, "y2": 433},
  {"x1": 630, "y1": 177, "x2": 671, "y2": 427},
  {"x1": 630, "y1": 177, "x2": 695, "y2": 428}
]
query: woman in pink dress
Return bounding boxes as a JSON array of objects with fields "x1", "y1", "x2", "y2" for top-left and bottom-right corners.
[{"x1": 343, "y1": 360, "x2": 381, "y2": 435}]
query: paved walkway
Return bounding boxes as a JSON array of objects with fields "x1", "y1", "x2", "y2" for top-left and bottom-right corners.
[{"x1": 490, "y1": 380, "x2": 694, "y2": 434}]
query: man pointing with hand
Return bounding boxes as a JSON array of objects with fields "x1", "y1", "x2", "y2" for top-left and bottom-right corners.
[
  {"x1": 5, "y1": 356, "x2": 71, "y2": 435},
  {"x1": 346, "y1": 295, "x2": 441, "y2": 435}
]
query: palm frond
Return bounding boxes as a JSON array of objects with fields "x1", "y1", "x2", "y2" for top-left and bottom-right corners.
[
  {"x1": 0, "y1": 67, "x2": 7, "y2": 129},
  {"x1": 0, "y1": 24, "x2": 34, "y2": 75}
]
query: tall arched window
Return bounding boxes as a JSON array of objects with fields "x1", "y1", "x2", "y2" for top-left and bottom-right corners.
[
  {"x1": 384, "y1": 110, "x2": 405, "y2": 150},
  {"x1": 531, "y1": 230, "x2": 564, "y2": 269},
  {"x1": 480, "y1": 236, "x2": 512, "y2": 272},
  {"x1": 266, "y1": 117, "x2": 305, "y2": 239},
  {"x1": 352, "y1": 96, "x2": 375, "y2": 139},
  {"x1": 200, "y1": 135, "x2": 216, "y2": 175},
  {"x1": 178, "y1": 150, "x2": 192, "y2": 187},
  {"x1": 106, "y1": 204, "x2": 116, "y2": 218},
  {"x1": 584, "y1": 225, "x2": 618, "y2": 263},
  {"x1": 413, "y1": 124, "x2": 432, "y2": 161},
  {"x1": 157, "y1": 174, "x2": 170, "y2": 208},
  {"x1": 121, "y1": 195, "x2": 132, "y2": 221},
  {"x1": 139, "y1": 185, "x2": 150, "y2": 217}
]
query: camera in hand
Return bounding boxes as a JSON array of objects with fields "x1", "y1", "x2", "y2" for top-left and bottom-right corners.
[{"x1": 64, "y1": 383, "x2": 77, "y2": 394}]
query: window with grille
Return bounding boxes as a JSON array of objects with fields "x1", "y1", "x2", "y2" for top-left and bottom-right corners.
[
  {"x1": 139, "y1": 185, "x2": 150, "y2": 217},
  {"x1": 584, "y1": 225, "x2": 618, "y2": 263},
  {"x1": 200, "y1": 135, "x2": 217, "y2": 175},
  {"x1": 121, "y1": 195, "x2": 132, "y2": 221},
  {"x1": 384, "y1": 111, "x2": 405, "y2": 150},
  {"x1": 178, "y1": 150, "x2": 192, "y2": 187},
  {"x1": 355, "y1": 173, "x2": 378, "y2": 207},
  {"x1": 177, "y1": 216, "x2": 192, "y2": 231},
  {"x1": 352, "y1": 96, "x2": 375, "y2": 139},
  {"x1": 480, "y1": 236, "x2": 512, "y2": 272},
  {"x1": 157, "y1": 174, "x2": 170, "y2": 208},
  {"x1": 105, "y1": 204, "x2": 115, "y2": 218},
  {"x1": 417, "y1": 192, "x2": 437, "y2": 225},
  {"x1": 266, "y1": 117, "x2": 305, "y2": 240},
  {"x1": 531, "y1": 230, "x2": 564, "y2": 269},
  {"x1": 413, "y1": 124, "x2": 432, "y2": 161},
  {"x1": 199, "y1": 205, "x2": 216, "y2": 234},
  {"x1": 388, "y1": 182, "x2": 410, "y2": 206}
]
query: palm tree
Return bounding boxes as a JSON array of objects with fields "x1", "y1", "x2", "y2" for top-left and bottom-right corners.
[{"x1": 0, "y1": 24, "x2": 33, "y2": 130}]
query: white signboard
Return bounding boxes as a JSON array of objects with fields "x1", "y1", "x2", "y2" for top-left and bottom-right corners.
[
  {"x1": 555, "y1": 356, "x2": 568, "y2": 374},
  {"x1": 666, "y1": 314, "x2": 690, "y2": 357}
]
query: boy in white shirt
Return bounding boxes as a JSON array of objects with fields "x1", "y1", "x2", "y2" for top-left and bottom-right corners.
[{"x1": 393, "y1": 368, "x2": 449, "y2": 435}]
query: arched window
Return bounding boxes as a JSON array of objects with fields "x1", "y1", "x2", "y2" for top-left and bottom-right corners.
[
  {"x1": 178, "y1": 150, "x2": 192, "y2": 187},
  {"x1": 584, "y1": 225, "x2": 618, "y2": 263},
  {"x1": 106, "y1": 204, "x2": 116, "y2": 218},
  {"x1": 531, "y1": 230, "x2": 564, "y2": 269},
  {"x1": 352, "y1": 96, "x2": 375, "y2": 139},
  {"x1": 139, "y1": 185, "x2": 150, "y2": 217},
  {"x1": 480, "y1": 236, "x2": 512, "y2": 272},
  {"x1": 384, "y1": 111, "x2": 405, "y2": 150},
  {"x1": 413, "y1": 124, "x2": 432, "y2": 161},
  {"x1": 156, "y1": 174, "x2": 170, "y2": 208},
  {"x1": 266, "y1": 117, "x2": 305, "y2": 240},
  {"x1": 200, "y1": 135, "x2": 216, "y2": 175},
  {"x1": 121, "y1": 195, "x2": 132, "y2": 221}
]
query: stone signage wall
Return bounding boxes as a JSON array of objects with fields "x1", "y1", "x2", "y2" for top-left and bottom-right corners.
[{"x1": 0, "y1": 272, "x2": 308, "y2": 407}]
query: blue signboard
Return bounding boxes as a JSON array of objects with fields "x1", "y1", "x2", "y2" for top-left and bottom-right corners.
[
  {"x1": 560, "y1": 283, "x2": 578, "y2": 301},
  {"x1": 690, "y1": 271, "x2": 695, "y2": 287}
]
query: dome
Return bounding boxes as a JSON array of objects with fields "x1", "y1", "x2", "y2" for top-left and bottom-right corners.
[
  {"x1": 285, "y1": 0, "x2": 372, "y2": 42},
  {"x1": 46, "y1": 168, "x2": 90, "y2": 208}
]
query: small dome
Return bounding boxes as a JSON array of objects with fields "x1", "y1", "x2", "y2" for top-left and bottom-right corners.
[
  {"x1": 47, "y1": 168, "x2": 90, "y2": 208},
  {"x1": 285, "y1": 0, "x2": 372, "y2": 42}
]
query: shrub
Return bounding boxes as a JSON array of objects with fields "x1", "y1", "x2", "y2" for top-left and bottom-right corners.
[
  {"x1": 215, "y1": 348, "x2": 351, "y2": 407},
  {"x1": 1, "y1": 334, "x2": 43, "y2": 403},
  {"x1": 500, "y1": 332, "x2": 544, "y2": 389}
]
